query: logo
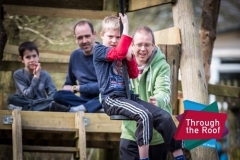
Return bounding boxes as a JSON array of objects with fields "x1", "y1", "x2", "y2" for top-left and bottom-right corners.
[{"x1": 174, "y1": 100, "x2": 228, "y2": 150}]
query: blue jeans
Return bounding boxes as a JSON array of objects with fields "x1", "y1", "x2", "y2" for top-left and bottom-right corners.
[
  {"x1": 53, "y1": 90, "x2": 102, "y2": 112},
  {"x1": 7, "y1": 94, "x2": 52, "y2": 111}
]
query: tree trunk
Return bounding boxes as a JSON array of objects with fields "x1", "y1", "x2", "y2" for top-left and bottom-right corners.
[
  {"x1": 228, "y1": 108, "x2": 240, "y2": 160},
  {"x1": 172, "y1": 0, "x2": 219, "y2": 160},
  {"x1": 0, "y1": 2, "x2": 8, "y2": 65},
  {"x1": 200, "y1": 0, "x2": 221, "y2": 84}
]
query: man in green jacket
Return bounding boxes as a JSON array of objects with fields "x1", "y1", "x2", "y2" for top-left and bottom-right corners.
[{"x1": 120, "y1": 26, "x2": 182, "y2": 160}]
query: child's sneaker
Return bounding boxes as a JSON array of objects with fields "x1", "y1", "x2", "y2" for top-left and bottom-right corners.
[{"x1": 175, "y1": 155, "x2": 186, "y2": 160}]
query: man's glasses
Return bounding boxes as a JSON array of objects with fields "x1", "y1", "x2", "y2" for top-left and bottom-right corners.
[{"x1": 133, "y1": 43, "x2": 153, "y2": 49}]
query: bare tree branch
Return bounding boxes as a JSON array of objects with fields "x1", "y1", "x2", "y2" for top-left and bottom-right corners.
[{"x1": 8, "y1": 15, "x2": 70, "y2": 45}]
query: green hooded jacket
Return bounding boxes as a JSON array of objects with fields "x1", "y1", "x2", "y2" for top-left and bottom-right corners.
[{"x1": 121, "y1": 47, "x2": 172, "y2": 145}]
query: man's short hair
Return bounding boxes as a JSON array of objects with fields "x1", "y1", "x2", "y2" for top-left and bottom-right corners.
[
  {"x1": 101, "y1": 16, "x2": 119, "y2": 33},
  {"x1": 18, "y1": 41, "x2": 39, "y2": 58},
  {"x1": 132, "y1": 26, "x2": 155, "y2": 44},
  {"x1": 73, "y1": 20, "x2": 94, "y2": 35}
]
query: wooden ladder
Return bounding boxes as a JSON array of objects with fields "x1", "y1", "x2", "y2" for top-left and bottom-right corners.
[{"x1": 2, "y1": 109, "x2": 86, "y2": 160}]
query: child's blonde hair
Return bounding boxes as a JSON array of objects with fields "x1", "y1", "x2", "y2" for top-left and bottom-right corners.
[{"x1": 101, "y1": 15, "x2": 120, "y2": 33}]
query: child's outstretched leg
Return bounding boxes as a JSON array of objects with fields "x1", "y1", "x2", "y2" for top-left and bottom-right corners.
[
  {"x1": 135, "y1": 98, "x2": 185, "y2": 160},
  {"x1": 103, "y1": 94, "x2": 153, "y2": 159}
]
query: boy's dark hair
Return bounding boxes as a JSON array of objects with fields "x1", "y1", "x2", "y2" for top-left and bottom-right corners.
[
  {"x1": 73, "y1": 20, "x2": 94, "y2": 35},
  {"x1": 18, "y1": 41, "x2": 39, "y2": 58},
  {"x1": 132, "y1": 26, "x2": 155, "y2": 44}
]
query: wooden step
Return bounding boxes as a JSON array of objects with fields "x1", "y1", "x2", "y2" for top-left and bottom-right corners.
[{"x1": 23, "y1": 145, "x2": 79, "y2": 153}]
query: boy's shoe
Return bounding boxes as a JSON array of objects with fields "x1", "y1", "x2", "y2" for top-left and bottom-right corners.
[
  {"x1": 175, "y1": 155, "x2": 186, "y2": 160},
  {"x1": 8, "y1": 104, "x2": 22, "y2": 110},
  {"x1": 49, "y1": 101, "x2": 70, "y2": 112}
]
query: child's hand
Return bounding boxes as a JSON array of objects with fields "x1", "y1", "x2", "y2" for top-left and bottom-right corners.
[
  {"x1": 33, "y1": 63, "x2": 41, "y2": 78},
  {"x1": 126, "y1": 49, "x2": 133, "y2": 61},
  {"x1": 119, "y1": 13, "x2": 129, "y2": 36},
  {"x1": 149, "y1": 96, "x2": 158, "y2": 106},
  {"x1": 119, "y1": 13, "x2": 128, "y2": 27}
]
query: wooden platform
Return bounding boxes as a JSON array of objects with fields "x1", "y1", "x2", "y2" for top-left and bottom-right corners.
[{"x1": 0, "y1": 109, "x2": 180, "y2": 160}]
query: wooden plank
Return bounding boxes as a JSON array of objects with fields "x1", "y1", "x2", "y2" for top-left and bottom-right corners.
[
  {"x1": 0, "y1": 71, "x2": 15, "y2": 110},
  {"x1": 21, "y1": 111, "x2": 76, "y2": 129},
  {"x1": 159, "y1": 45, "x2": 180, "y2": 115},
  {"x1": 0, "y1": 110, "x2": 12, "y2": 130},
  {"x1": 75, "y1": 111, "x2": 86, "y2": 160},
  {"x1": 84, "y1": 113, "x2": 122, "y2": 133},
  {"x1": 128, "y1": 0, "x2": 175, "y2": 11},
  {"x1": 23, "y1": 145, "x2": 78, "y2": 153},
  {"x1": 208, "y1": 83, "x2": 240, "y2": 98},
  {"x1": 12, "y1": 109, "x2": 23, "y2": 160},
  {"x1": 0, "y1": 61, "x2": 68, "y2": 73},
  {"x1": 3, "y1": 44, "x2": 70, "y2": 63},
  {"x1": 86, "y1": 133, "x2": 120, "y2": 142},
  {"x1": 87, "y1": 141, "x2": 118, "y2": 149},
  {"x1": 3, "y1": 0, "x2": 103, "y2": 10},
  {"x1": 3, "y1": 5, "x2": 116, "y2": 19},
  {"x1": 178, "y1": 80, "x2": 240, "y2": 98},
  {"x1": 0, "y1": 93, "x2": 3, "y2": 110},
  {"x1": 154, "y1": 27, "x2": 181, "y2": 45}
]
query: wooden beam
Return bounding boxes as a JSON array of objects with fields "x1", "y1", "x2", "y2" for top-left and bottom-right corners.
[
  {"x1": 12, "y1": 109, "x2": 22, "y2": 160},
  {"x1": 128, "y1": 0, "x2": 175, "y2": 11},
  {"x1": 3, "y1": 5, "x2": 117, "y2": 19},
  {"x1": 0, "y1": 61, "x2": 68, "y2": 73},
  {"x1": 4, "y1": 44, "x2": 70, "y2": 63},
  {"x1": 0, "y1": 110, "x2": 12, "y2": 130},
  {"x1": 21, "y1": 111, "x2": 76, "y2": 129},
  {"x1": 178, "y1": 80, "x2": 240, "y2": 98},
  {"x1": 84, "y1": 113, "x2": 122, "y2": 133},
  {"x1": 154, "y1": 27, "x2": 181, "y2": 45},
  {"x1": 23, "y1": 145, "x2": 78, "y2": 153},
  {"x1": 86, "y1": 133, "x2": 120, "y2": 142},
  {"x1": 75, "y1": 111, "x2": 86, "y2": 160},
  {"x1": 159, "y1": 45, "x2": 180, "y2": 115},
  {"x1": 3, "y1": 0, "x2": 103, "y2": 10}
]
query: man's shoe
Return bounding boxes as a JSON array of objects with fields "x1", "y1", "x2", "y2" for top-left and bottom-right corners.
[
  {"x1": 8, "y1": 104, "x2": 22, "y2": 110},
  {"x1": 49, "y1": 101, "x2": 70, "y2": 112}
]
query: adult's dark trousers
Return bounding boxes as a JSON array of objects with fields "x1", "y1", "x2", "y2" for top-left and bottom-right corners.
[
  {"x1": 53, "y1": 90, "x2": 102, "y2": 112},
  {"x1": 7, "y1": 94, "x2": 52, "y2": 111},
  {"x1": 103, "y1": 93, "x2": 182, "y2": 151},
  {"x1": 120, "y1": 138, "x2": 168, "y2": 160}
]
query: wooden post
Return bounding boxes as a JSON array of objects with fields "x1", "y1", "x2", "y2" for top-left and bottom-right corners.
[
  {"x1": 227, "y1": 80, "x2": 240, "y2": 160},
  {"x1": 75, "y1": 111, "x2": 86, "y2": 160},
  {"x1": 12, "y1": 109, "x2": 23, "y2": 160},
  {"x1": 172, "y1": 0, "x2": 218, "y2": 159},
  {"x1": 0, "y1": 2, "x2": 8, "y2": 64},
  {"x1": 227, "y1": 109, "x2": 240, "y2": 160},
  {"x1": 159, "y1": 45, "x2": 180, "y2": 115}
]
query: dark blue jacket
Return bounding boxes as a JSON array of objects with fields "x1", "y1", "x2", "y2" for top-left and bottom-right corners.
[{"x1": 64, "y1": 48, "x2": 99, "y2": 98}]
